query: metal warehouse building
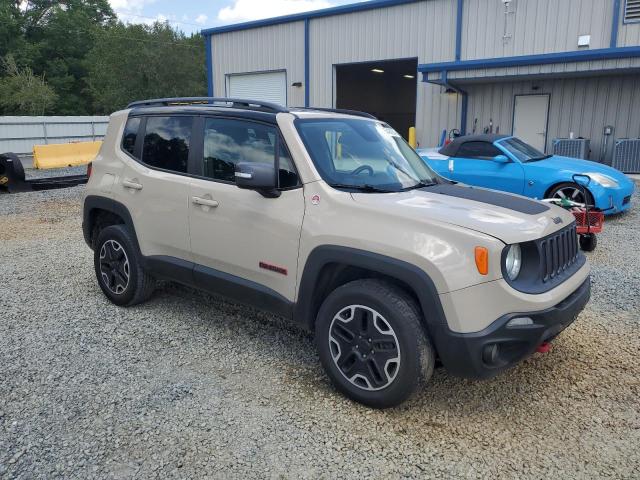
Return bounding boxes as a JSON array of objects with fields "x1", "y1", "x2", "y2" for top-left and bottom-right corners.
[{"x1": 203, "y1": 0, "x2": 640, "y2": 164}]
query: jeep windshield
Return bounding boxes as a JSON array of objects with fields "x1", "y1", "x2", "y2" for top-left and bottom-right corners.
[
  {"x1": 498, "y1": 137, "x2": 552, "y2": 162},
  {"x1": 295, "y1": 118, "x2": 439, "y2": 192}
]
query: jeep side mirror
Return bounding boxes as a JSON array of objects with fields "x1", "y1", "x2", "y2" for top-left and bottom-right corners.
[
  {"x1": 235, "y1": 162, "x2": 280, "y2": 198},
  {"x1": 493, "y1": 154, "x2": 510, "y2": 163}
]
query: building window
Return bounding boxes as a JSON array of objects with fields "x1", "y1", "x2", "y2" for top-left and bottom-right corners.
[{"x1": 625, "y1": 0, "x2": 640, "y2": 23}]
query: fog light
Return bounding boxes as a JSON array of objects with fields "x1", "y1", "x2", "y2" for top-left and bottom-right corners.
[
  {"x1": 482, "y1": 343, "x2": 499, "y2": 365},
  {"x1": 506, "y1": 316, "x2": 534, "y2": 327}
]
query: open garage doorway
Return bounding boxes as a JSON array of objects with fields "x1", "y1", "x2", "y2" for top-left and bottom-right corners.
[{"x1": 335, "y1": 58, "x2": 417, "y2": 140}]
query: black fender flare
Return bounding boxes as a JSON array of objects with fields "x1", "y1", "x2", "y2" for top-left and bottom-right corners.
[
  {"x1": 83, "y1": 195, "x2": 140, "y2": 253},
  {"x1": 293, "y1": 245, "x2": 448, "y2": 334}
]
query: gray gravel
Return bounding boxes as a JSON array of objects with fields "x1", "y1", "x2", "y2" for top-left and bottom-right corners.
[{"x1": 1, "y1": 184, "x2": 639, "y2": 479}]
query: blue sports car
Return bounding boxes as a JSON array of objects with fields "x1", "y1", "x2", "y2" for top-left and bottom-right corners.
[{"x1": 417, "y1": 134, "x2": 634, "y2": 215}]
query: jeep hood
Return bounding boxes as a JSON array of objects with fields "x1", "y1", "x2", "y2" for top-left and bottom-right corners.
[{"x1": 351, "y1": 184, "x2": 574, "y2": 244}]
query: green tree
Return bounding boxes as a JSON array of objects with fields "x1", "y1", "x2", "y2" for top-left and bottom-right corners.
[
  {"x1": 0, "y1": 55, "x2": 57, "y2": 115},
  {"x1": 86, "y1": 22, "x2": 206, "y2": 114},
  {"x1": 23, "y1": 0, "x2": 117, "y2": 114}
]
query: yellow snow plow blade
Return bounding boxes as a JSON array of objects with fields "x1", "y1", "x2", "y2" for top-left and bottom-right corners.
[{"x1": 32, "y1": 141, "x2": 102, "y2": 169}]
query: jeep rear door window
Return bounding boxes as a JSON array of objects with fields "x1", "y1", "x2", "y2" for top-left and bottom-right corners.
[
  {"x1": 122, "y1": 117, "x2": 140, "y2": 158},
  {"x1": 141, "y1": 116, "x2": 192, "y2": 173},
  {"x1": 455, "y1": 141, "x2": 502, "y2": 160},
  {"x1": 202, "y1": 118, "x2": 299, "y2": 188},
  {"x1": 295, "y1": 118, "x2": 438, "y2": 191}
]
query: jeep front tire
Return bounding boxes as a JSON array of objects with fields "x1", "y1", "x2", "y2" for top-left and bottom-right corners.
[{"x1": 315, "y1": 279, "x2": 435, "y2": 408}]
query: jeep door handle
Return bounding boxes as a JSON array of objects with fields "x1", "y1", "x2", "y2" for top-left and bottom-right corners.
[
  {"x1": 122, "y1": 179, "x2": 143, "y2": 190},
  {"x1": 192, "y1": 196, "x2": 219, "y2": 208}
]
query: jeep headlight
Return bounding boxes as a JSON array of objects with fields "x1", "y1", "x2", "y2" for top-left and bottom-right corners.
[
  {"x1": 505, "y1": 244, "x2": 522, "y2": 280},
  {"x1": 584, "y1": 172, "x2": 618, "y2": 188}
]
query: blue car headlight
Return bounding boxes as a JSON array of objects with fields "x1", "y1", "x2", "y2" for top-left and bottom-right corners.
[{"x1": 584, "y1": 172, "x2": 618, "y2": 188}]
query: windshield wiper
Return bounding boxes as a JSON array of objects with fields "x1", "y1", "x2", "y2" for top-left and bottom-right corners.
[
  {"x1": 400, "y1": 181, "x2": 438, "y2": 191},
  {"x1": 527, "y1": 154, "x2": 552, "y2": 162},
  {"x1": 328, "y1": 183, "x2": 395, "y2": 193}
]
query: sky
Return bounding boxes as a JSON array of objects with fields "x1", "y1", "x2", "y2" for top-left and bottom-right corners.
[{"x1": 107, "y1": 0, "x2": 367, "y2": 34}]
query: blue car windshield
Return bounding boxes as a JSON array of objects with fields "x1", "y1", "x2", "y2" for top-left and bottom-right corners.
[
  {"x1": 295, "y1": 118, "x2": 439, "y2": 192},
  {"x1": 498, "y1": 137, "x2": 549, "y2": 162}
]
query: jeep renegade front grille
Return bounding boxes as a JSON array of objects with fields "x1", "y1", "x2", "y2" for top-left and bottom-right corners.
[{"x1": 539, "y1": 224, "x2": 579, "y2": 283}]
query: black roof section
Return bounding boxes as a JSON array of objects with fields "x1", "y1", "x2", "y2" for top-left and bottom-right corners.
[
  {"x1": 126, "y1": 97, "x2": 377, "y2": 120},
  {"x1": 439, "y1": 134, "x2": 510, "y2": 156}
]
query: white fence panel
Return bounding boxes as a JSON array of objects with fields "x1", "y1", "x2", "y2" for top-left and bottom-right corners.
[{"x1": 0, "y1": 116, "x2": 109, "y2": 155}]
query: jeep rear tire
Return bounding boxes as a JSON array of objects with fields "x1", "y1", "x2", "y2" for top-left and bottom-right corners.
[
  {"x1": 94, "y1": 225, "x2": 155, "y2": 306},
  {"x1": 315, "y1": 279, "x2": 435, "y2": 408}
]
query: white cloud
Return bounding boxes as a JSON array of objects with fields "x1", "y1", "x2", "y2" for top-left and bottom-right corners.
[
  {"x1": 195, "y1": 14, "x2": 209, "y2": 25},
  {"x1": 218, "y1": 0, "x2": 336, "y2": 23},
  {"x1": 108, "y1": 0, "x2": 157, "y2": 24}
]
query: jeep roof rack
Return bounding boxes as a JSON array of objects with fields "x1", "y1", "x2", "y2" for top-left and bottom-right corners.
[
  {"x1": 126, "y1": 97, "x2": 289, "y2": 113},
  {"x1": 295, "y1": 107, "x2": 377, "y2": 120}
]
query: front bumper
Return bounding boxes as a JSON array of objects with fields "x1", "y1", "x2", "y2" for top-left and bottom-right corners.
[
  {"x1": 432, "y1": 277, "x2": 590, "y2": 379},
  {"x1": 595, "y1": 182, "x2": 634, "y2": 215}
]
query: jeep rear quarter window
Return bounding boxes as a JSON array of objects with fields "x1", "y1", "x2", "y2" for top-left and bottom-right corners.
[
  {"x1": 142, "y1": 116, "x2": 192, "y2": 173},
  {"x1": 122, "y1": 117, "x2": 140, "y2": 158},
  {"x1": 202, "y1": 118, "x2": 299, "y2": 188}
]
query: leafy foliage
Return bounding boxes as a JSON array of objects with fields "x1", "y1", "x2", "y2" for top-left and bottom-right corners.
[
  {"x1": 0, "y1": 55, "x2": 58, "y2": 115},
  {"x1": 86, "y1": 23, "x2": 206, "y2": 113},
  {"x1": 0, "y1": 1, "x2": 206, "y2": 115}
]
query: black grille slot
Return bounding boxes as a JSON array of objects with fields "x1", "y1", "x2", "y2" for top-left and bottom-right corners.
[
  {"x1": 623, "y1": 195, "x2": 631, "y2": 205},
  {"x1": 540, "y1": 224, "x2": 578, "y2": 283}
]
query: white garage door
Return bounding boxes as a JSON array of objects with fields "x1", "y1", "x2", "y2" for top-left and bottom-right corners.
[{"x1": 227, "y1": 71, "x2": 287, "y2": 107}]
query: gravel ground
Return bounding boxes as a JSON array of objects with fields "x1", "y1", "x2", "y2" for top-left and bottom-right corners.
[{"x1": 1, "y1": 184, "x2": 639, "y2": 479}]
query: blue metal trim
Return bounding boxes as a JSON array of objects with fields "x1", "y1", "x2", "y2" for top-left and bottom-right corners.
[
  {"x1": 611, "y1": 0, "x2": 621, "y2": 47},
  {"x1": 455, "y1": 0, "x2": 464, "y2": 61},
  {"x1": 304, "y1": 18, "x2": 310, "y2": 107},
  {"x1": 205, "y1": 35, "x2": 213, "y2": 96},
  {"x1": 418, "y1": 46, "x2": 640, "y2": 73},
  {"x1": 201, "y1": 0, "x2": 422, "y2": 35}
]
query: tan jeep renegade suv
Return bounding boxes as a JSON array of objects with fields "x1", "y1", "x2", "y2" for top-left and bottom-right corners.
[{"x1": 83, "y1": 98, "x2": 591, "y2": 408}]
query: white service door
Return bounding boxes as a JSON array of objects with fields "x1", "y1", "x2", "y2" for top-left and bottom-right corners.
[
  {"x1": 227, "y1": 71, "x2": 287, "y2": 107},
  {"x1": 513, "y1": 94, "x2": 550, "y2": 152}
]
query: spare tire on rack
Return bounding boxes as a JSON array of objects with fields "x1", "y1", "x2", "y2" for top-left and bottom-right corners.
[{"x1": 0, "y1": 152, "x2": 30, "y2": 193}]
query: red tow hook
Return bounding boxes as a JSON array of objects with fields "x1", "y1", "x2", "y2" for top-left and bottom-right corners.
[{"x1": 536, "y1": 342, "x2": 551, "y2": 354}]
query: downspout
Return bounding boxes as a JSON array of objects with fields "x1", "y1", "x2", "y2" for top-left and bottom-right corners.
[
  {"x1": 204, "y1": 34, "x2": 214, "y2": 97},
  {"x1": 304, "y1": 18, "x2": 310, "y2": 107},
  {"x1": 611, "y1": 0, "x2": 621, "y2": 48},
  {"x1": 440, "y1": 70, "x2": 468, "y2": 136}
]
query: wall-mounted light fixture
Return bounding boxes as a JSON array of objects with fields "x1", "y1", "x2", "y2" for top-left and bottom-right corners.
[
  {"x1": 444, "y1": 87, "x2": 457, "y2": 95},
  {"x1": 371, "y1": 68, "x2": 384, "y2": 73},
  {"x1": 291, "y1": 81, "x2": 303, "y2": 87},
  {"x1": 404, "y1": 74, "x2": 415, "y2": 79},
  {"x1": 577, "y1": 34, "x2": 591, "y2": 47}
]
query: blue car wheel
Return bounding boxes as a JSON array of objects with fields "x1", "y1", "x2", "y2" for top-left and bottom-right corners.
[{"x1": 547, "y1": 182, "x2": 594, "y2": 206}]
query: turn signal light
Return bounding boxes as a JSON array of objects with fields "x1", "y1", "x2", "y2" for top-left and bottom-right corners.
[{"x1": 475, "y1": 247, "x2": 489, "y2": 275}]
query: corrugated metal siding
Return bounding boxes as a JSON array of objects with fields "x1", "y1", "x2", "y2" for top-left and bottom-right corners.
[
  {"x1": 0, "y1": 116, "x2": 109, "y2": 155},
  {"x1": 210, "y1": 22, "x2": 305, "y2": 107},
  {"x1": 618, "y1": 16, "x2": 640, "y2": 46},
  {"x1": 308, "y1": 0, "x2": 458, "y2": 146},
  {"x1": 464, "y1": 74, "x2": 640, "y2": 162},
  {"x1": 462, "y1": 0, "x2": 614, "y2": 60}
]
